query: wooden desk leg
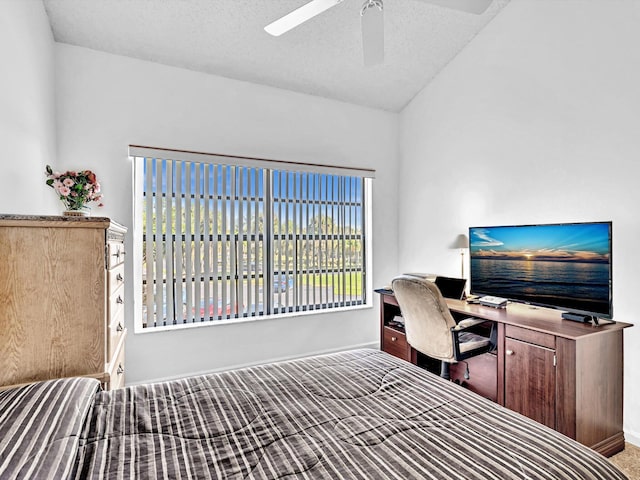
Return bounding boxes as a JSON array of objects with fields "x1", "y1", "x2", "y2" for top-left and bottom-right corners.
[
  {"x1": 379, "y1": 295, "x2": 387, "y2": 353},
  {"x1": 410, "y1": 347, "x2": 417, "y2": 365}
]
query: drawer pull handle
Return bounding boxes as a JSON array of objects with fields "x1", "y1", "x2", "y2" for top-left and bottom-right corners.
[
  {"x1": 391, "y1": 336, "x2": 397, "y2": 342},
  {"x1": 116, "y1": 322, "x2": 124, "y2": 332},
  {"x1": 116, "y1": 296, "x2": 124, "y2": 304},
  {"x1": 116, "y1": 273, "x2": 124, "y2": 282},
  {"x1": 506, "y1": 350, "x2": 514, "y2": 356},
  {"x1": 117, "y1": 364, "x2": 124, "y2": 375}
]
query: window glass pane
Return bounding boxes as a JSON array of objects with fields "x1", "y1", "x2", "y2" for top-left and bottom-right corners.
[{"x1": 138, "y1": 156, "x2": 366, "y2": 329}]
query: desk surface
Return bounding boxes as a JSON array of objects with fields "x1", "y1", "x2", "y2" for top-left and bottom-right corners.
[{"x1": 379, "y1": 291, "x2": 631, "y2": 341}]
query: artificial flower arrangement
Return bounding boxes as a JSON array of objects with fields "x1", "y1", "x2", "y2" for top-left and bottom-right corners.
[{"x1": 45, "y1": 165, "x2": 104, "y2": 212}]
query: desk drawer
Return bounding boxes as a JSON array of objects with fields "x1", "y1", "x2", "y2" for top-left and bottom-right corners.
[
  {"x1": 383, "y1": 326, "x2": 409, "y2": 361},
  {"x1": 506, "y1": 325, "x2": 555, "y2": 349}
]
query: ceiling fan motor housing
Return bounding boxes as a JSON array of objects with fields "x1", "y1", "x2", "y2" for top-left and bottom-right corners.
[{"x1": 361, "y1": 0, "x2": 384, "y2": 16}]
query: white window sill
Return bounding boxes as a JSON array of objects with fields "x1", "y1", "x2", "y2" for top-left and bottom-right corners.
[{"x1": 134, "y1": 301, "x2": 374, "y2": 334}]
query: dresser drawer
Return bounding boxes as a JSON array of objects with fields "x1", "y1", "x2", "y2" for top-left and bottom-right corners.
[
  {"x1": 109, "y1": 284, "x2": 125, "y2": 319},
  {"x1": 108, "y1": 262, "x2": 125, "y2": 293},
  {"x1": 383, "y1": 326, "x2": 409, "y2": 361},
  {"x1": 108, "y1": 310, "x2": 125, "y2": 358},
  {"x1": 107, "y1": 334, "x2": 126, "y2": 390},
  {"x1": 107, "y1": 285, "x2": 124, "y2": 357},
  {"x1": 107, "y1": 241, "x2": 125, "y2": 269}
]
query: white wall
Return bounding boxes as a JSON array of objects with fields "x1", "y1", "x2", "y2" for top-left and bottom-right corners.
[
  {"x1": 0, "y1": 0, "x2": 57, "y2": 214},
  {"x1": 399, "y1": 0, "x2": 640, "y2": 445},
  {"x1": 55, "y1": 44, "x2": 399, "y2": 384}
]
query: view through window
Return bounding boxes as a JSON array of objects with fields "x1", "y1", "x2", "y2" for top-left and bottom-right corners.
[{"x1": 135, "y1": 153, "x2": 370, "y2": 329}]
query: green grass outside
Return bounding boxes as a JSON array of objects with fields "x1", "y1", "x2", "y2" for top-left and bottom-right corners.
[
  {"x1": 302, "y1": 272, "x2": 363, "y2": 296},
  {"x1": 163, "y1": 270, "x2": 364, "y2": 295}
]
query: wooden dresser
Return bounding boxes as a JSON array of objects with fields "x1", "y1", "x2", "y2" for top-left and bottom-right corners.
[{"x1": 0, "y1": 215, "x2": 127, "y2": 390}]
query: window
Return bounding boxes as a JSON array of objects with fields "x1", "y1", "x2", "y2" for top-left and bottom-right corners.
[{"x1": 132, "y1": 147, "x2": 373, "y2": 329}]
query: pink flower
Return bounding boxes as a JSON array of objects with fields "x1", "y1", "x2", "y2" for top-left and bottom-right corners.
[
  {"x1": 63, "y1": 178, "x2": 74, "y2": 187},
  {"x1": 58, "y1": 186, "x2": 70, "y2": 196},
  {"x1": 53, "y1": 180, "x2": 63, "y2": 189}
]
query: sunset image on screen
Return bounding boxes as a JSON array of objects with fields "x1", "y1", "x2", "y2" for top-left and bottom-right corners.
[{"x1": 470, "y1": 224, "x2": 610, "y2": 263}]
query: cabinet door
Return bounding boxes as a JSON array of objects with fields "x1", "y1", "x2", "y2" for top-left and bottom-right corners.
[{"x1": 504, "y1": 338, "x2": 556, "y2": 429}]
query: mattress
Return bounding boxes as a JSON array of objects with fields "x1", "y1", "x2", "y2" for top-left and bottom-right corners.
[{"x1": 0, "y1": 349, "x2": 627, "y2": 479}]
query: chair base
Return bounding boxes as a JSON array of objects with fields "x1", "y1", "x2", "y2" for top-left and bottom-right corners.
[{"x1": 440, "y1": 361, "x2": 451, "y2": 380}]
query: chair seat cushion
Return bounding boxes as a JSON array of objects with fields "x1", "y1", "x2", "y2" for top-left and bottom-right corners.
[{"x1": 458, "y1": 332, "x2": 492, "y2": 354}]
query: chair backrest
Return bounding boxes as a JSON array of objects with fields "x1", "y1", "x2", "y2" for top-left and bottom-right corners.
[{"x1": 392, "y1": 275, "x2": 457, "y2": 362}]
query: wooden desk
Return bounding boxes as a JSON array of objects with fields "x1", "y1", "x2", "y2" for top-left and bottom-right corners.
[{"x1": 378, "y1": 291, "x2": 631, "y2": 457}]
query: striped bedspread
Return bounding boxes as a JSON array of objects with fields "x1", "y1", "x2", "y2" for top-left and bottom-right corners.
[
  {"x1": 0, "y1": 349, "x2": 627, "y2": 479},
  {"x1": 0, "y1": 377, "x2": 100, "y2": 478}
]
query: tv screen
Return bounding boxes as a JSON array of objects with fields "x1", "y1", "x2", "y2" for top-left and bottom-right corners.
[{"x1": 469, "y1": 222, "x2": 612, "y2": 318}]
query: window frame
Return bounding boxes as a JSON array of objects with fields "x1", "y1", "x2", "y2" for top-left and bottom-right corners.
[{"x1": 131, "y1": 147, "x2": 374, "y2": 333}]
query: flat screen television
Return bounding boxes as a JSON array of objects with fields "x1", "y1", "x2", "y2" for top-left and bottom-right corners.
[{"x1": 469, "y1": 221, "x2": 612, "y2": 319}]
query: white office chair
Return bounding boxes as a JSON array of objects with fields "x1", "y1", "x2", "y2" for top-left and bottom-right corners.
[{"x1": 392, "y1": 274, "x2": 494, "y2": 379}]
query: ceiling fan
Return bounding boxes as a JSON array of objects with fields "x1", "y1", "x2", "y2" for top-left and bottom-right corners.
[{"x1": 264, "y1": 0, "x2": 494, "y2": 66}]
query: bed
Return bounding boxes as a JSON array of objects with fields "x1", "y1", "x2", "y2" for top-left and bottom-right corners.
[{"x1": 0, "y1": 349, "x2": 626, "y2": 479}]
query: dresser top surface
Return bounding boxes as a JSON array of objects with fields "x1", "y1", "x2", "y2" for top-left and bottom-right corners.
[{"x1": 0, "y1": 214, "x2": 125, "y2": 231}]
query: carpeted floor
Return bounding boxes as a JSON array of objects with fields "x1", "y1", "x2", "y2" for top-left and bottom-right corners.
[{"x1": 610, "y1": 443, "x2": 640, "y2": 480}]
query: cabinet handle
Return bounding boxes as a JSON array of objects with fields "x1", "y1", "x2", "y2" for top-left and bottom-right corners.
[
  {"x1": 391, "y1": 336, "x2": 397, "y2": 342},
  {"x1": 116, "y1": 273, "x2": 124, "y2": 282},
  {"x1": 116, "y1": 322, "x2": 124, "y2": 332},
  {"x1": 117, "y1": 364, "x2": 124, "y2": 375},
  {"x1": 116, "y1": 296, "x2": 124, "y2": 304},
  {"x1": 506, "y1": 349, "x2": 514, "y2": 356}
]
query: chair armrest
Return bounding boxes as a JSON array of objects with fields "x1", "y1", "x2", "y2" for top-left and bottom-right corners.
[{"x1": 452, "y1": 317, "x2": 486, "y2": 331}]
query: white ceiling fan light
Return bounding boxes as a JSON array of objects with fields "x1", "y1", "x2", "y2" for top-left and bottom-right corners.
[{"x1": 264, "y1": 0, "x2": 494, "y2": 64}]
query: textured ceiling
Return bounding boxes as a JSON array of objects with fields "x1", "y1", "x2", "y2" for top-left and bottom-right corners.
[{"x1": 43, "y1": 0, "x2": 510, "y2": 112}]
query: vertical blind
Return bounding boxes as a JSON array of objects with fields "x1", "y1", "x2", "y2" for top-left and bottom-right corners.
[{"x1": 135, "y1": 149, "x2": 372, "y2": 329}]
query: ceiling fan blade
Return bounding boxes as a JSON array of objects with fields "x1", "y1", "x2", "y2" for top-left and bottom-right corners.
[
  {"x1": 265, "y1": 0, "x2": 345, "y2": 37},
  {"x1": 361, "y1": 1, "x2": 384, "y2": 66},
  {"x1": 418, "y1": 0, "x2": 493, "y2": 15}
]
